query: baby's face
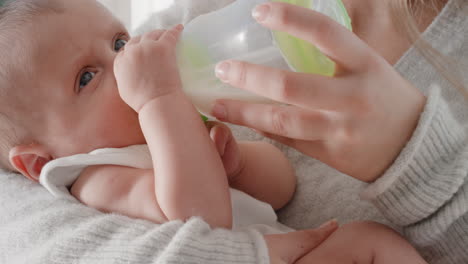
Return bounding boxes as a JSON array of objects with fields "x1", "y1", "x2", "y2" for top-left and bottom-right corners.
[{"x1": 21, "y1": 0, "x2": 146, "y2": 158}]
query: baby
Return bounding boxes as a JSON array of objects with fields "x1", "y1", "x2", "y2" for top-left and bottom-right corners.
[{"x1": 0, "y1": 0, "x2": 427, "y2": 263}]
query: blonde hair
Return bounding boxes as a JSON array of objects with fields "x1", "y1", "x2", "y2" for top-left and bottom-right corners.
[
  {"x1": 389, "y1": 0, "x2": 468, "y2": 97},
  {"x1": 0, "y1": 0, "x2": 60, "y2": 171}
]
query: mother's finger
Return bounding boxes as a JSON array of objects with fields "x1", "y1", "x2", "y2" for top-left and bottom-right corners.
[
  {"x1": 265, "y1": 220, "x2": 339, "y2": 264},
  {"x1": 212, "y1": 100, "x2": 339, "y2": 141},
  {"x1": 253, "y1": 2, "x2": 374, "y2": 70},
  {"x1": 216, "y1": 60, "x2": 351, "y2": 109}
]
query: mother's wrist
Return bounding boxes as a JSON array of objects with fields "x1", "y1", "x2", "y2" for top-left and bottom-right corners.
[{"x1": 361, "y1": 88, "x2": 427, "y2": 183}]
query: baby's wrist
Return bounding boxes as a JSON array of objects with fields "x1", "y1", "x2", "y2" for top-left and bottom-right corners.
[{"x1": 137, "y1": 89, "x2": 186, "y2": 114}]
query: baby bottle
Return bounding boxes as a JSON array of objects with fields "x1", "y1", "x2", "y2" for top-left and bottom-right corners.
[{"x1": 176, "y1": 0, "x2": 352, "y2": 117}]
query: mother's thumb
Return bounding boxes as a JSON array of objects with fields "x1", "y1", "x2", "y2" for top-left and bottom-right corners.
[{"x1": 265, "y1": 220, "x2": 338, "y2": 264}]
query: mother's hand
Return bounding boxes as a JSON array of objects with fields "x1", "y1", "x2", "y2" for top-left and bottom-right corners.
[
  {"x1": 265, "y1": 220, "x2": 338, "y2": 264},
  {"x1": 211, "y1": 2, "x2": 426, "y2": 182}
]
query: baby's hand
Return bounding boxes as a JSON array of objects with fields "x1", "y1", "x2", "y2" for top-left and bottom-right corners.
[
  {"x1": 114, "y1": 25, "x2": 184, "y2": 112},
  {"x1": 205, "y1": 122, "x2": 243, "y2": 180}
]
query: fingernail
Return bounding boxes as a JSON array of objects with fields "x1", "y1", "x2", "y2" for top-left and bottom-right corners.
[
  {"x1": 212, "y1": 103, "x2": 227, "y2": 120},
  {"x1": 319, "y1": 219, "x2": 338, "y2": 229},
  {"x1": 252, "y1": 4, "x2": 271, "y2": 22},
  {"x1": 175, "y1": 24, "x2": 184, "y2": 30},
  {"x1": 215, "y1": 61, "x2": 231, "y2": 82}
]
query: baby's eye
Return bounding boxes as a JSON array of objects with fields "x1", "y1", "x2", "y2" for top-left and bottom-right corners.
[
  {"x1": 114, "y1": 38, "x2": 127, "y2": 52},
  {"x1": 79, "y1": 71, "x2": 96, "y2": 90}
]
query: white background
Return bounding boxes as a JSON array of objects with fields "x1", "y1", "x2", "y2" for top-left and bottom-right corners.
[{"x1": 97, "y1": 0, "x2": 175, "y2": 31}]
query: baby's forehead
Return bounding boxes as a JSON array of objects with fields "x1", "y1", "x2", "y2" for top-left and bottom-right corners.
[
  {"x1": 0, "y1": 0, "x2": 125, "y2": 80},
  {"x1": 63, "y1": 0, "x2": 124, "y2": 28},
  {"x1": 26, "y1": 1, "x2": 124, "y2": 56},
  {"x1": 0, "y1": 0, "x2": 122, "y2": 123},
  {"x1": 52, "y1": 1, "x2": 126, "y2": 51}
]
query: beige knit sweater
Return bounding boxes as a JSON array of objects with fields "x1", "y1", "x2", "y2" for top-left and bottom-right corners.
[{"x1": 0, "y1": 0, "x2": 467, "y2": 263}]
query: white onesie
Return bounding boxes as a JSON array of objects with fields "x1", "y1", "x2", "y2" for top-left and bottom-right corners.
[{"x1": 39, "y1": 145, "x2": 292, "y2": 234}]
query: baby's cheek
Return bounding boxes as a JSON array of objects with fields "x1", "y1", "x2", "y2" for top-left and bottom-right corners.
[{"x1": 94, "y1": 100, "x2": 145, "y2": 148}]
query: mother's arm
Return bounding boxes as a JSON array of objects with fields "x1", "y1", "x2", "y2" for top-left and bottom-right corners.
[{"x1": 361, "y1": 85, "x2": 468, "y2": 263}]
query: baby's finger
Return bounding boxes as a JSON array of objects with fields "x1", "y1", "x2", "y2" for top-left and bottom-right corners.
[
  {"x1": 142, "y1": 29, "x2": 166, "y2": 41},
  {"x1": 252, "y1": 2, "x2": 374, "y2": 70},
  {"x1": 205, "y1": 122, "x2": 230, "y2": 156},
  {"x1": 126, "y1": 35, "x2": 142, "y2": 46},
  {"x1": 114, "y1": 48, "x2": 125, "y2": 63},
  {"x1": 160, "y1": 24, "x2": 184, "y2": 45}
]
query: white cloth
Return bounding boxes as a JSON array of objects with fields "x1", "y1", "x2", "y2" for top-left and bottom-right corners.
[{"x1": 39, "y1": 145, "x2": 293, "y2": 234}]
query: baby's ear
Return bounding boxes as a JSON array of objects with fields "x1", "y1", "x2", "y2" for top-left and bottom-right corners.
[{"x1": 9, "y1": 144, "x2": 52, "y2": 182}]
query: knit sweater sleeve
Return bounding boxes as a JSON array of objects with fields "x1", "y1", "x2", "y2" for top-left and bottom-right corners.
[
  {"x1": 0, "y1": 174, "x2": 269, "y2": 264},
  {"x1": 362, "y1": 85, "x2": 468, "y2": 263}
]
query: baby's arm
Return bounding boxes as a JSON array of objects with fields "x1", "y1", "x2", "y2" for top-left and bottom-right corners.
[
  {"x1": 71, "y1": 166, "x2": 168, "y2": 223},
  {"x1": 72, "y1": 27, "x2": 232, "y2": 228},
  {"x1": 117, "y1": 27, "x2": 232, "y2": 228},
  {"x1": 139, "y1": 90, "x2": 232, "y2": 228}
]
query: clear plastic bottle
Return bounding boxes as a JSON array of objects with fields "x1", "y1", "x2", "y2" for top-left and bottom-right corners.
[{"x1": 176, "y1": 0, "x2": 352, "y2": 117}]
